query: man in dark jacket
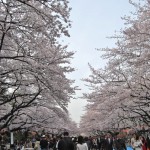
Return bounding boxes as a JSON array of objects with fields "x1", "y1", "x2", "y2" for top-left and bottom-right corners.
[
  {"x1": 40, "y1": 135, "x2": 48, "y2": 150},
  {"x1": 114, "y1": 134, "x2": 126, "y2": 150},
  {"x1": 104, "y1": 133, "x2": 114, "y2": 150},
  {"x1": 58, "y1": 131, "x2": 74, "y2": 150}
]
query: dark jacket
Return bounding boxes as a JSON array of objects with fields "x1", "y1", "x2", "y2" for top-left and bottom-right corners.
[
  {"x1": 58, "y1": 137, "x2": 74, "y2": 150},
  {"x1": 40, "y1": 139, "x2": 48, "y2": 149},
  {"x1": 100, "y1": 138, "x2": 107, "y2": 150},
  {"x1": 105, "y1": 138, "x2": 113, "y2": 150},
  {"x1": 114, "y1": 139, "x2": 126, "y2": 150}
]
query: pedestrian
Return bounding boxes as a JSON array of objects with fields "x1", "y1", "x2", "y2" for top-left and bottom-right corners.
[
  {"x1": 32, "y1": 136, "x2": 36, "y2": 148},
  {"x1": 58, "y1": 131, "x2": 74, "y2": 150},
  {"x1": 40, "y1": 135, "x2": 48, "y2": 150},
  {"x1": 132, "y1": 134, "x2": 142, "y2": 150},
  {"x1": 105, "y1": 133, "x2": 114, "y2": 150},
  {"x1": 55, "y1": 135, "x2": 62, "y2": 150},
  {"x1": 76, "y1": 135, "x2": 88, "y2": 150},
  {"x1": 34, "y1": 137, "x2": 40, "y2": 150},
  {"x1": 131, "y1": 134, "x2": 136, "y2": 150},
  {"x1": 84, "y1": 137, "x2": 92, "y2": 150},
  {"x1": 146, "y1": 137, "x2": 150, "y2": 150},
  {"x1": 113, "y1": 134, "x2": 126, "y2": 150},
  {"x1": 49, "y1": 137, "x2": 56, "y2": 150},
  {"x1": 140, "y1": 136, "x2": 147, "y2": 150}
]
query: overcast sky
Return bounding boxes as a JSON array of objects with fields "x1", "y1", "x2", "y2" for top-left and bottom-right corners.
[{"x1": 66, "y1": 0, "x2": 136, "y2": 124}]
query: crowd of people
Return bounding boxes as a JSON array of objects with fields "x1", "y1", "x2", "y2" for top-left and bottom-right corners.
[
  {"x1": 130, "y1": 134, "x2": 150, "y2": 150},
  {"x1": 1, "y1": 131, "x2": 150, "y2": 150},
  {"x1": 23, "y1": 132, "x2": 150, "y2": 150}
]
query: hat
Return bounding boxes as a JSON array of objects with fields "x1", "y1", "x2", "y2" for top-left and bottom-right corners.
[{"x1": 41, "y1": 135, "x2": 46, "y2": 138}]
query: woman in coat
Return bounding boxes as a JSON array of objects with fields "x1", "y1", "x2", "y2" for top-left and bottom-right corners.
[{"x1": 76, "y1": 136, "x2": 88, "y2": 150}]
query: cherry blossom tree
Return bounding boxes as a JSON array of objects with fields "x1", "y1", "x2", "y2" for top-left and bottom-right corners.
[
  {"x1": 0, "y1": 0, "x2": 75, "y2": 131},
  {"x1": 81, "y1": 0, "x2": 150, "y2": 133},
  {"x1": 12, "y1": 105, "x2": 78, "y2": 134}
]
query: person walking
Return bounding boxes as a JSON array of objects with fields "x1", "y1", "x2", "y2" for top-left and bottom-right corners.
[
  {"x1": 132, "y1": 134, "x2": 142, "y2": 150},
  {"x1": 40, "y1": 135, "x2": 48, "y2": 150},
  {"x1": 131, "y1": 134, "x2": 136, "y2": 150},
  {"x1": 58, "y1": 131, "x2": 74, "y2": 150},
  {"x1": 105, "y1": 133, "x2": 114, "y2": 150},
  {"x1": 31, "y1": 136, "x2": 36, "y2": 148},
  {"x1": 76, "y1": 135, "x2": 88, "y2": 150},
  {"x1": 147, "y1": 137, "x2": 150, "y2": 150},
  {"x1": 113, "y1": 134, "x2": 126, "y2": 150},
  {"x1": 34, "y1": 137, "x2": 40, "y2": 150},
  {"x1": 84, "y1": 137, "x2": 92, "y2": 150},
  {"x1": 140, "y1": 136, "x2": 147, "y2": 150}
]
